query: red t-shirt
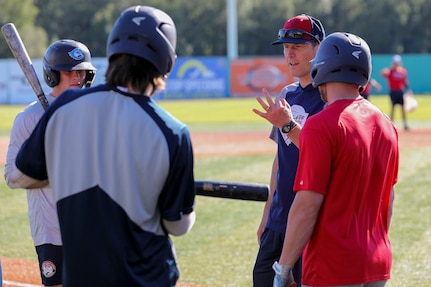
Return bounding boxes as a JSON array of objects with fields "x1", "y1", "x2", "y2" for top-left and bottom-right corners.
[
  {"x1": 294, "y1": 97, "x2": 399, "y2": 286},
  {"x1": 385, "y1": 67, "x2": 408, "y2": 91}
]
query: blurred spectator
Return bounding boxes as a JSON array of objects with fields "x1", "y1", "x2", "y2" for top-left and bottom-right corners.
[{"x1": 381, "y1": 54, "x2": 410, "y2": 130}]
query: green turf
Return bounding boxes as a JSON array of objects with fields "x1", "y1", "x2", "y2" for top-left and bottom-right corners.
[
  {"x1": 158, "y1": 94, "x2": 431, "y2": 119},
  {"x1": 0, "y1": 105, "x2": 24, "y2": 136},
  {"x1": 1, "y1": 94, "x2": 431, "y2": 286},
  {"x1": 0, "y1": 167, "x2": 35, "y2": 260},
  {"x1": 1, "y1": 94, "x2": 430, "y2": 132}
]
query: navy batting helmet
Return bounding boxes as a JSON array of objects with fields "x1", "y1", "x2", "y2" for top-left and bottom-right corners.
[
  {"x1": 310, "y1": 32, "x2": 371, "y2": 89},
  {"x1": 107, "y1": 5, "x2": 177, "y2": 76},
  {"x1": 43, "y1": 39, "x2": 96, "y2": 88}
]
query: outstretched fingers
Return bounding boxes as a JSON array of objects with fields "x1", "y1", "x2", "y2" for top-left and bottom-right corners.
[{"x1": 252, "y1": 88, "x2": 275, "y2": 116}]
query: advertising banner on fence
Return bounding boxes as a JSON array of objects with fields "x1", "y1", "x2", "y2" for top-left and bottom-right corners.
[
  {"x1": 230, "y1": 57, "x2": 294, "y2": 98},
  {"x1": 2, "y1": 55, "x2": 429, "y2": 104},
  {"x1": 0, "y1": 58, "x2": 108, "y2": 105},
  {"x1": 0, "y1": 59, "x2": 49, "y2": 105},
  {"x1": 159, "y1": 57, "x2": 229, "y2": 99},
  {"x1": 0, "y1": 57, "x2": 229, "y2": 104}
]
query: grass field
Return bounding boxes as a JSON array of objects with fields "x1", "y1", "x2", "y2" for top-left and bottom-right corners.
[{"x1": 1, "y1": 94, "x2": 431, "y2": 286}]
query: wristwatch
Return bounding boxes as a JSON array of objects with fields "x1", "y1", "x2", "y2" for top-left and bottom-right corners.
[{"x1": 281, "y1": 121, "x2": 297, "y2": 134}]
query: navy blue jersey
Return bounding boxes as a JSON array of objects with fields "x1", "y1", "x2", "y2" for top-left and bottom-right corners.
[
  {"x1": 267, "y1": 82, "x2": 325, "y2": 233},
  {"x1": 16, "y1": 84, "x2": 195, "y2": 286}
]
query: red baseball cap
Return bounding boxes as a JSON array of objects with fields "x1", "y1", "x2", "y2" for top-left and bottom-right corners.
[{"x1": 272, "y1": 14, "x2": 325, "y2": 45}]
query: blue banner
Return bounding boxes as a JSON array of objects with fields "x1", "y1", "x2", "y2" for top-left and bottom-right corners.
[{"x1": 157, "y1": 57, "x2": 229, "y2": 99}]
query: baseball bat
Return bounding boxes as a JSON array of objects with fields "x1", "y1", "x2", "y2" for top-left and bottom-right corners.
[
  {"x1": 1, "y1": 23, "x2": 49, "y2": 110},
  {"x1": 195, "y1": 180, "x2": 269, "y2": 201}
]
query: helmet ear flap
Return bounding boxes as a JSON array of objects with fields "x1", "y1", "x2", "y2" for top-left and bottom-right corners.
[
  {"x1": 84, "y1": 70, "x2": 96, "y2": 87},
  {"x1": 43, "y1": 66, "x2": 60, "y2": 87}
]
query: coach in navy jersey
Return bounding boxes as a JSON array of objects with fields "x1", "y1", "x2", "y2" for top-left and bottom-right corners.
[
  {"x1": 252, "y1": 14, "x2": 326, "y2": 287},
  {"x1": 11, "y1": 5, "x2": 196, "y2": 287}
]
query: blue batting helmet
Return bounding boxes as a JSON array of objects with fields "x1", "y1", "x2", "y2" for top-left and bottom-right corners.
[
  {"x1": 106, "y1": 5, "x2": 177, "y2": 76},
  {"x1": 43, "y1": 39, "x2": 96, "y2": 88},
  {"x1": 310, "y1": 32, "x2": 371, "y2": 89}
]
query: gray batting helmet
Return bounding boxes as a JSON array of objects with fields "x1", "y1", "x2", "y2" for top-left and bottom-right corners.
[
  {"x1": 43, "y1": 39, "x2": 96, "y2": 88},
  {"x1": 310, "y1": 32, "x2": 371, "y2": 89},
  {"x1": 106, "y1": 5, "x2": 177, "y2": 76}
]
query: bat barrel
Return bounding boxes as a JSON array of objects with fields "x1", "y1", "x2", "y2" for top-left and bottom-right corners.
[
  {"x1": 1, "y1": 23, "x2": 49, "y2": 110},
  {"x1": 195, "y1": 180, "x2": 269, "y2": 201}
]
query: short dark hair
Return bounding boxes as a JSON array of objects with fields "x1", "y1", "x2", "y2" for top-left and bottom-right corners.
[{"x1": 105, "y1": 54, "x2": 165, "y2": 95}]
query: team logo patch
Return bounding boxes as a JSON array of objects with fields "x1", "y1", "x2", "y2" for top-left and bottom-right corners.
[
  {"x1": 41, "y1": 260, "x2": 56, "y2": 278},
  {"x1": 68, "y1": 48, "x2": 84, "y2": 60},
  {"x1": 352, "y1": 50, "x2": 362, "y2": 59},
  {"x1": 132, "y1": 16, "x2": 146, "y2": 26}
]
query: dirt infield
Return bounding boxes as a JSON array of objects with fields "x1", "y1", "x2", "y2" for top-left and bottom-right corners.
[
  {"x1": 0, "y1": 127, "x2": 430, "y2": 286},
  {"x1": 189, "y1": 127, "x2": 431, "y2": 156},
  {"x1": 0, "y1": 256, "x2": 209, "y2": 287},
  {"x1": 1, "y1": 128, "x2": 430, "y2": 165}
]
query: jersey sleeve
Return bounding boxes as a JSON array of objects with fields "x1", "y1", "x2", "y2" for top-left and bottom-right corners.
[
  {"x1": 5, "y1": 103, "x2": 46, "y2": 186},
  {"x1": 158, "y1": 125, "x2": 195, "y2": 221},
  {"x1": 15, "y1": 110, "x2": 49, "y2": 181}
]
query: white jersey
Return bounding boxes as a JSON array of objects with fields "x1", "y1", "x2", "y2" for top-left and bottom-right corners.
[{"x1": 4, "y1": 95, "x2": 62, "y2": 246}]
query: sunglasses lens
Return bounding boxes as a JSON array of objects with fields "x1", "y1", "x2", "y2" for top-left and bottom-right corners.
[
  {"x1": 278, "y1": 29, "x2": 306, "y2": 39},
  {"x1": 290, "y1": 31, "x2": 303, "y2": 38},
  {"x1": 277, "y1": 29, "x2": 318, "y2": 42}
]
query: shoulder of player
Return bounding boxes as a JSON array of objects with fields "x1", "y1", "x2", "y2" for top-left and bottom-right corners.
[
  {"x1": 150, "y1": 101, "x2": 189, "y2": 134},
  {"x1": 308, "y1": 98, "x2": 371, "y2": 128},
  {"x1": 280, "y1": 82, "x2": 316, "y2": 103},
  {"x1": 280, "y1": 81, "x2": 300, "y2": 96},
  {"x1": 10, "y1": 101, "x2": 44, "y2": 137},
  {"x1": 303, "y1": 103, "x2": 339, "y2": 129},
  {"x1": 48, "y1": 84, "x2": 108, "y2": 111},
  {"x1": 18, "y1": 101, "x2": 45, "y2": 119}
]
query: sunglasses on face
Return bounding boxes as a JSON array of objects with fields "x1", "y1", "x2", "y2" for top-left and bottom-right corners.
[{"x1": 277, "y1": 29, "x2": 320, "y2": 43}]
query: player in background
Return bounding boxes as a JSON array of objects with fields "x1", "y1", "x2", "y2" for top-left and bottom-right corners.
[
  {"x1": 4, "y1": 39, "x2": 96, "y2": 287},
  {"x1": 9, "y1": 5, "x2": 196, "y2": 286},
  {"x1": 252, "y1": 14, "x2": 326, "y2": 287},
  {"x1": 274, "y1": 32, "x2": 398, "y2": 287},
  {"x1": 381, "y1": 54, "x2": 410, "y2": 130},
  {"x1": 360, "y1": 78, "x2": 382, "y2": 100}
]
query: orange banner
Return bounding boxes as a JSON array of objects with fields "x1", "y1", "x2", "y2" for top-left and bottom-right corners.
[{"x1": 230, "y1": 57, "x2": 294, "y2": 98}]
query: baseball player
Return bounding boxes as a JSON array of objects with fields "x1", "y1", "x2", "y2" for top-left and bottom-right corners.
[
  {"x1": 275, "y1": 32, "x2": 397, "y2": 287},
  {"x1": 252, "y1": 14, "x2": 326, "y2": 287},
  {"x1": 4, "y1": 39, "x2": 95, "y2": 287},
  {"x1": 9, "y1": 5, "x2": 196, "y2": 286},
  {"x1": 381, "y1": 54, "x2": 410, "y2": 130}
]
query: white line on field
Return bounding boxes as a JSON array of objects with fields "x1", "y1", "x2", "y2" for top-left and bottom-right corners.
[{"x1": 3, "y1": 280, "x2": 42, "y2": 287}]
